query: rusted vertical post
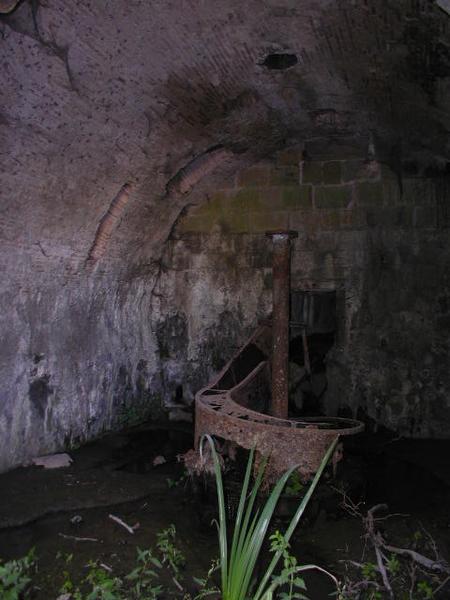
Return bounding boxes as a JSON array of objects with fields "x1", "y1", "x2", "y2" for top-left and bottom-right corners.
[{"x1": 265, "y1": 230, "x2": 298, "y2": 419}]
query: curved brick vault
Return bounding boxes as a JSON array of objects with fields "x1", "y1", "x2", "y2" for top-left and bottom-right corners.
[{"x1": 0, "y1": 1, "x2": 449, "y2": 470}]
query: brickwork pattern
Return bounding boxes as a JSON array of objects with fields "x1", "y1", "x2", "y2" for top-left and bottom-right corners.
[{"x1": 179, "y1": 150, "x2": 439, "y2": 235}]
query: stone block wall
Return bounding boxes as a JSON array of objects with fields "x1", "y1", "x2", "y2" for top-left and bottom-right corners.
[
  {"x1": 178, "y1": 151, "x2": 440, "y2": 238},
  {"x1": 157, "y1": 146, "x2": 450, "y2": 438}
]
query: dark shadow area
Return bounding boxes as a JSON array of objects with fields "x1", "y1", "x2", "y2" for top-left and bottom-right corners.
[
  {"x1": 214, "y1": 343, "x2": 267, "y2": 390},
  {"x1": 0, "y1": 428, "x2": 449, "y2": 599},
  {"x1": 262, "y1": 53, "x2": 298, "y2": 70},
  {"x1": 289, "y1": 290, "x2": 336, "y2": 417}
]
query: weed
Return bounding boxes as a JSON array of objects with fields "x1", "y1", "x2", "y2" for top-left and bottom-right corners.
[
  {"x1": 192, "y1": 559, "x2": 221, "y2": 599},
  {"x1": 156, "y1": 523, "x2": 186, "y2": 581},
  {"x1": 166, "y1": 473, "x2": 187, "y2": 489},
  {"x1": 284, "y1": 472, "x2": 304, "y2": 498},
  {"x1": 84, "y1": 560, "x2": 123, "y2": 600},
  {"x1": 0, "y1": 548, "x2": 36, "y2": 600},
  {"x1": 267, "y1": 531, "x2": 308, "y2": 599},
  {"x1": 386, "y1": 554, "x2": 400, "y2": 576},
  {"x1": 125, "y1": 548, "x2": 163, "y2": 599},
  {"x1": 361, "y1": 562, "x2": 377, "y2": 580},
  {"x1": 417, "y1": 580, "x2": 434, "y2": 599},
  {"x1": 57, "y1": 548, "x2": 162, "y2": 600}
]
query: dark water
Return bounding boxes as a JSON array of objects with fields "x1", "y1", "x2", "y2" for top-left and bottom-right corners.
[{"x1": 0, "y1": 427, "x2": 449, "y2": 599}]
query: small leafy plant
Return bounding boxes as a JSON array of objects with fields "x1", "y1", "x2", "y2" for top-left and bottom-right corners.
[
  {"x1": 361, "y1": 562, "x2": 377, "y2": 580},
  {"x1": 284, "y1": 472, "x2": 304, "y2": 498},
  {"x1": 156, "y1": 523, "x2": 186, "y2": 579},
  {"x1": 0, "y1": 548, "x2": 36, "y2": 600},
  {"x1": 417, "y1": 580, "x2": 434, "y2": 599},
  {"x1": 266, "y1": 531, "x2": 308, "y2": 599},
  {"x1": 84, "y1": 561, "x2": 123, "y2": 600},
  {"x1": 192, "y1": 559, "x2": 221, "y2": 599},
  {"x1": 55, "y1": 535, "x2": 183, "y2": 600},
  {"x1": 125, "y1": 548, "x2": 163, "y2": 599},
  {"x1": 166, "y1": 472, "x2": 187, "y2": 489}
]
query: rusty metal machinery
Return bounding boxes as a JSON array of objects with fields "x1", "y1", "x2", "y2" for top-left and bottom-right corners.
[
  {"x1": 265, "y1": 230, "x2": 298, "y2": 419},
  {"x1": 189, "y1": 231, "x2": 364, "y2": 482},
  {"x1": 193, "y1": 323, "x2": 364, "y2": 482}
]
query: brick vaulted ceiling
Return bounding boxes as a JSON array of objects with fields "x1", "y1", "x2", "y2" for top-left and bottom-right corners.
[
  {"x1": 1, "y1": 0, "x2": 450, "y2": 472},
  {"x1": 1, "y1": 0, "x2": 449, "y2": 278}
]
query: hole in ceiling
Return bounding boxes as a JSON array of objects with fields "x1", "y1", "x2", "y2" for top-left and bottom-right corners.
[{"x1": 262, "y1": 53, "x2": 298, "y2": 70}]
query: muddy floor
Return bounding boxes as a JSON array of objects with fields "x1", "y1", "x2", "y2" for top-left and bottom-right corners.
[{"x1": 0, "y1": 425, "x2": 449, "y2": 599}]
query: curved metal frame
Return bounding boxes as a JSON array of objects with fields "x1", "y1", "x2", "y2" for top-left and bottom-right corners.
[{"x1": 194, "y1": 323, "x2": 364, "y2": 480}]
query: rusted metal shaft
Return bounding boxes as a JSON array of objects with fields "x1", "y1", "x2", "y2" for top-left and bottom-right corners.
[{"x1": 266, "y1": 230, "x2": 298, "y2": 419}]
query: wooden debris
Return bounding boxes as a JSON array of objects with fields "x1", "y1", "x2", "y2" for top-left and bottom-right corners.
[
  {"x1": 59, "y1": 533, "x2": 98, "y2": 542},
  {"x1": 108, "y1": 513, "x2": 139, "y2": 534}
]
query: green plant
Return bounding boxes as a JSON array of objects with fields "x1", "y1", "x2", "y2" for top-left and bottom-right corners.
[
  {"x1": 166, "y1": 472, "x2": 187, "y2": 489},
  {"x1": 126, "y1": 548, "x2": 163, "y2": 599},
  {"x1": 57, "y1": 557, "x2": 131, "y2": 600},
  {"x1": 156, "y1": 523, "x2": 186, "y2": 579},
  {"x1": 0, "y1": 548, "x2": 36, "y2": 600},
  {"x1": 56, "y1": 552, "x2": 75, "y2": 595},
  {"x1": 83, "y1": 561, "x2": 123, "y2": 600},
  {"x1": 265, "y1": 531, "x2": 308, "y2": 599},
  {"x1": 284, "y1": 472, "x2": 304, "y2": 497},
  {"x1": 386, "y1": 554, "x2": 400, "y2": 576},
  {"x1": 54, "y1": 528, "x2": 188, "y2": 600},
  {"x1": 192, "y1": 559, "x2": 221, "y2": 599},
  {"x1": 117, "y1": 403, "x2": 147, "y2": 428},
  {"x1": 201, "y1": 434, "x2": 340, "y2": 600},
  {"x1": 361, "y1": 562, "x2": 377, "y2": 580},
  {"x1": 417, "y1": 580, "x2": 434, "y2": 599}
]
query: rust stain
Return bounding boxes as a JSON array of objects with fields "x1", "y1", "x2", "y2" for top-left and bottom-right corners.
[
  {"x1": 0, "y1": 0, "x2": 19, "y2": 13},
  {"x1": 86, "y1": 182, "x2": 133, "y2": 269},
  {"x1": 265, "y1": 230, "x2": 298, "y2": 419},
  {"x1": 191, "y1": 323, "x2": 364, "y2": 483}
]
